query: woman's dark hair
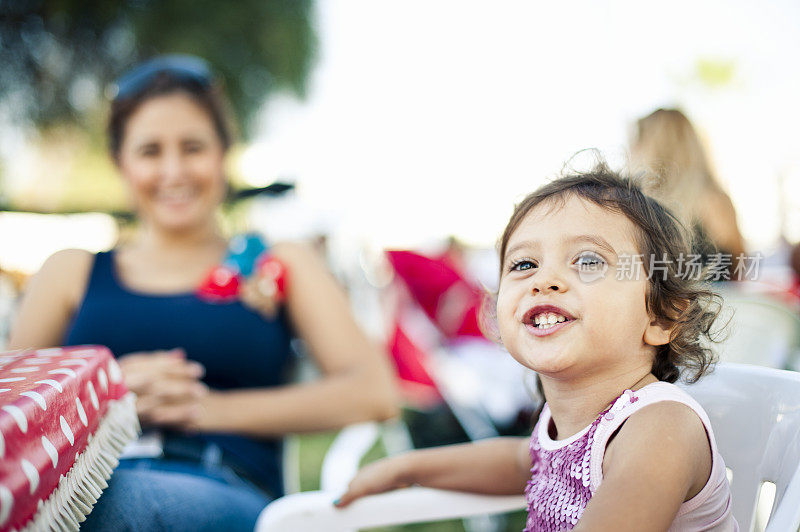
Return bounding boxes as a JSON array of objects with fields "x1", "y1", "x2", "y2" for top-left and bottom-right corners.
[
  {"x1": 108, "y1": 71, "x2": 233, "y2": 158},
  {"x1": 497, "y1": 161, "x2": 723, "y2": 384}
]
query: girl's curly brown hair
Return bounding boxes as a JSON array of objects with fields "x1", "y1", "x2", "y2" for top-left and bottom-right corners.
[{"x1": 497, "y1": 161, "x2": 723, "y2": 383}]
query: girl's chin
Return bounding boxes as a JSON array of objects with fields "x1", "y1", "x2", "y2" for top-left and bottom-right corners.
[{"x1": 516, "y1": 349, "x2": 578, "y2": 375}]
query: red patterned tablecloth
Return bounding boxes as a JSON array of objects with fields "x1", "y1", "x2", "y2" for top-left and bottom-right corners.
[{"x1": 0, "y1": 346, "x2": 138, "y2": 531}]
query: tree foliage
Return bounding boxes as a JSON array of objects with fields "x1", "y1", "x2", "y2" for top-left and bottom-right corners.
[{"x1": 0, "y1": 0, "x2": 317, "y2": 137}]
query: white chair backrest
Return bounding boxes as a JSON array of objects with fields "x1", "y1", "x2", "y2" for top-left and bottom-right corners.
[
  {"x1": 714, "y1": 292, "x2": 800, "y2": 369},
  {"x1": 681, "y1": 364, "x2": 800, "y2": 531}
]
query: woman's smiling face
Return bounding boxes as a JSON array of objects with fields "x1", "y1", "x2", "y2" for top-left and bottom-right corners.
[
  {"x1": 497, "y1": 195, "x2": 669, "y2": 379},
  {"x1": 117, "y1": 92, "x2": 226, "y2": 233}
]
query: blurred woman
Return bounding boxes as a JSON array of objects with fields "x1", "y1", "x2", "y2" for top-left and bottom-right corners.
[
  {"x1": 8, "y1": 55, "x2": 398, "y2": 531},
  {"x1": 631, "y1": 108, "x2": 746, "y2": 277}
]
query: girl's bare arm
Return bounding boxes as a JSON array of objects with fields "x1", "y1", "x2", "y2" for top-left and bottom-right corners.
[{"x1": 335, "y1": 437, "x2": 531, "y2": 507}]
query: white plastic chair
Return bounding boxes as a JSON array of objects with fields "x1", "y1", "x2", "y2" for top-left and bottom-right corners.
[
  {"x1": 256, "y1": 364, "x2": 800, "y2": 532},
  {"x1": 678, "y1": 364, "x2": 800, "y2": 531},
  {"x1": 255, "y1": 487, "x2": 524, "y2": 531},
  {"x1": 714, "y1": 289, "x2": 800, "y2": 370},
  {"x1": 281, "y1": 344, "x2": 414, "y2": 495}
]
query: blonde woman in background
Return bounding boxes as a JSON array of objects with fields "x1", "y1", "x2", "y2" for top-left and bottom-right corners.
[{"x1": 631, "y1": 108, "x2": 746, "y2": 276}]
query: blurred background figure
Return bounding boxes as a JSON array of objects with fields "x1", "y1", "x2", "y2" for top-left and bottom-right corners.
[
  {"x1": 7, "y1": 55, "x2": 398, "y2": 531},
  {"x1": 630, "y1": 108, "x2": 747, "y2": 272},
  {"x1": 630, "y1": 108, "x2": 800, "y2": 371},
  {"x1": 381, "y1": 244, "x2": 534, "y2": 444}
]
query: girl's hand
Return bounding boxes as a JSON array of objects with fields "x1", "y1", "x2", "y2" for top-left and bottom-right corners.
[
  {"x1": 334, "y1": 455, "x2": 412, "y2": 508},
  {"x1": 239, "y1": 275, "x2": 279, "y2": 319},
  {"x1": 118, "y1": 349, "x2": 208, "y2": 427}
]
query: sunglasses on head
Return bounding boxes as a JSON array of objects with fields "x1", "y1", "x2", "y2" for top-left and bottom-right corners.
[{"x1": 110, "y1": 54, "x2": 212, "y2": 101}]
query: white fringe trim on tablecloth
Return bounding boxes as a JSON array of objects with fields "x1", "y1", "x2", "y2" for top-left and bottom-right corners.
[{"x1": 16, "y1": 392, "x2": 140, "y2": 532}]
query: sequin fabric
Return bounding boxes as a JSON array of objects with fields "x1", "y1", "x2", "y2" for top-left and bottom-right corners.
[{"x1": 524, "y1": 390, "x2": 637, "y2": 531}]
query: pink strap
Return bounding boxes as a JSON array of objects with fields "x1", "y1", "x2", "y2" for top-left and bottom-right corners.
[{"x1": 587, "y1": 382, "x2": 717, "y2": 493}]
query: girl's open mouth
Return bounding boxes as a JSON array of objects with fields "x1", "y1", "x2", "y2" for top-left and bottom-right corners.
[
  {"x1": 523, "y1": 305, "x2": 576, "y2": 337},
  {"x1": 525, "y1": 319, "x2": 574, "y2": 337}
]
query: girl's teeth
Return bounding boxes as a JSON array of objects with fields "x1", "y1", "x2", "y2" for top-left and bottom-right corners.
[{"x1": 532, "y1": 312, "x2": 569, "y2": 328}]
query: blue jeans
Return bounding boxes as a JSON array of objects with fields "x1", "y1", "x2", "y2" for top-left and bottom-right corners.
[{"x1": 81, "y1": 458, "x2": 272, "y2": 531}]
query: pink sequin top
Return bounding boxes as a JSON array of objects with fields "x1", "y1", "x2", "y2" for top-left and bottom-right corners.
[{"x1": 524, "y1": 382, "x2": 737, "y2": 532}]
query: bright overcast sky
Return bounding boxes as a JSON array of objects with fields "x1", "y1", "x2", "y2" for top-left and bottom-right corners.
[
  {"x1": 3, "y1": 0, "x2": 799, "y2": 275},
  {"x1": 240, "y1": 0, "x2": 800, "y2": 251}
]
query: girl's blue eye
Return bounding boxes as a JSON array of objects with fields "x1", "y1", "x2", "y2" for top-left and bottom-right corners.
[
  {"x1": 574, "y1": 252, "x2": 605, "y2": 269},
  {"x1": 510, "y1": 259, "x2": 537, "y2": 272}
]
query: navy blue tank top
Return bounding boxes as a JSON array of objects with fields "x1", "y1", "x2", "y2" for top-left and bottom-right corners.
[{"x1": 64, "y1": 250, "x2": 295, "y2": 496}]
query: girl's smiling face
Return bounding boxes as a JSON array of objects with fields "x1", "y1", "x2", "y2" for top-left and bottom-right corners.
[{"x1": 497, "y1": 195, "x2": 671, "y2": 380}]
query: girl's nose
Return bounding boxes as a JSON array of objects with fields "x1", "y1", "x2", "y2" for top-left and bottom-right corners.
[
  {"x1": 532, "y1": 282, "x2": 562, "y2": 294},
  {"x1": 531, "y1": 267, "x2": 566, "y2": 294}
]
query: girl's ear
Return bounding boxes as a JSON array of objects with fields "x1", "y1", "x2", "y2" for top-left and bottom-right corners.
[
  {"x1": 479, "y1": 291, "x2": 502, "y2": 344},
  {"x1": 644, "y1": 318, "x2": 672, "y2": 346},
  {"x1": 644, "y1": 296, "x2": 688, "y2": 347}
]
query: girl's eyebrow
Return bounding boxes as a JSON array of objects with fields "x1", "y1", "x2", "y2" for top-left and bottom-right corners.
[
  {"x1": 504, "y1": 240, "x2": 539, "y2": 262},
  {"x1": 567, "y1": 234, "x2": 618, "y2": 258},
  {"x1": 504, "y1": 234, "x2": 618, "y2": 262}
]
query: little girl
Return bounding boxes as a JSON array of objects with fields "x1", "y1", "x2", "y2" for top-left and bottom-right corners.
[{"x1": 335, "y1": 164, "x2": 737, "y2": 531}]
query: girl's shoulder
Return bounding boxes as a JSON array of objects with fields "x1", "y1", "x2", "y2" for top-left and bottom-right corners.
[
  {"x1": 602, "y1": 381, "x2": 714, "y2": 453},
  {"x1": 630, "y1": 381, "x2": 704, "y2": 410},
  {"x1": 596, "y1": 382, "x2": 713, "y2": 499}
]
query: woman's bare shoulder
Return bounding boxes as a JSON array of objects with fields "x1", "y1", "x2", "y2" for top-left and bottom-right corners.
[
  {"x1": 37, "y1": 248, "x2": 96, "y2": 301},
  {"x1": 269, "y1": 241, "x2": 328, "y2": 275},
  {"x1": 8, "y1": 249, "x2": 97, "y2": 349},
  {"x1": 46, "y1": 247, "x2": 94, "y2": 265},
  {"x1": 41, "y1": 248, "x2": 95, "y2": 278},
  {"x1": 270, "y1": 240, "x2": 318, "y2": 260}
]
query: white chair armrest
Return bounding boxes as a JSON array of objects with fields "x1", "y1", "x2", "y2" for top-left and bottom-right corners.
[
  {"x1": 256, "y1": 487, "x2": 526, "y2": 532},
  {"x1": 766, "y1": 462, "x2": 800, "y2": 532},
  {"x1": 319, "y1": 422, "x2": 381, "y2": 493}
]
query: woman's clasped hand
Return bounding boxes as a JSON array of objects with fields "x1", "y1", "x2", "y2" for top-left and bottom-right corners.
[{"x1": 118, "y1": 348, "x2": 208, "y2": 427}]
